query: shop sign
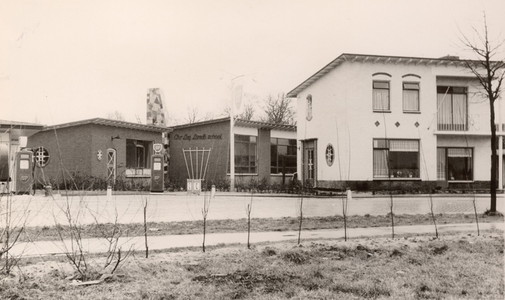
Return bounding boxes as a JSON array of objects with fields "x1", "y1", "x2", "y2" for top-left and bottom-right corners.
[{"x1": 173, "y1": 133, "x2": 223, "y2": 141}]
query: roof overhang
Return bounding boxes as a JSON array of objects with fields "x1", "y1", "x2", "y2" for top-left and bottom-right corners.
[
  {"x1": 170, "y1": 117, "x2": 296, "y2": 132},
  {"x1": 0, "y1": 120, "x2": 44, "y2": 139},
  {"x1": 41, "y1": 118, "x2": 171, "y2": 133},
  {"x1": 286, "y1": 53, "x2": 483, "y2": 98}
]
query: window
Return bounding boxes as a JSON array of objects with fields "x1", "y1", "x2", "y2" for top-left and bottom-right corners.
[
  {"x1": 126, "y1": 139, "x2": 152, "y2": 169},
  {"x1": 373, "y1": 81, "x2": 390, "y2": 111},
  {"x1": 373, "y1": 139, "x2": 420, "y2": 178},
  {"x1": 271, "y1": 138, "x2": 297, "y2": 174},
  {"x1": 34, "y1": 146, "x2": 50, "y2": 168},
  {"x1": 437, "y1": 86, "x2": 467, "y2": 131},
  {"x1": 234, "y1": 135, "x2": 257, "y2": 173},
  {"x1": 437, "y1": 148, "x2": 473, "y2": 181},
  {"x1": 403, "y1": 82, "x2": 420, "y2": 112},
  {"x1": 306, "y1": 94, "x2": 313, "y2": 121}
]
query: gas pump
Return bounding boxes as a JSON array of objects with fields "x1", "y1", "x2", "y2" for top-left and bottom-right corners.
[
  {"x1": 15, "y1": 150, "x2": 33, "y2": 195},
  {"x1": 150, "y1": 143, "x2": 164, "y2": 193}
]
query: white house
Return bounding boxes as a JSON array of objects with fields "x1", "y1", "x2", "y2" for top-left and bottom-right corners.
[{"x1": 287, "y1": 53, "x2": 504, "y2": 191}]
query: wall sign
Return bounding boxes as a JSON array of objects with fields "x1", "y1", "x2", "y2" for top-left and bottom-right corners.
[
  {"x1": 34, "y1": 146, "x2": 50, "y2": 168},
  {"x1": 97, "y1": 150, "x2": 103, "y2": 161},
  {"x1": 173, "y1": 133, "x2": 223, "y2": 141},
  {"x1": 325, "y1": 144, "x2": 334, "y2": 166}
]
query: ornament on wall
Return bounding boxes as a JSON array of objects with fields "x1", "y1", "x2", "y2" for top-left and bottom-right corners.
[
  {"x1": 34, "y1": 146, "x2": 50, "y2": 168},
  {"x1": 325, "y1": 144, "x2": 334, "y2": 166},
  {"x1": 97, "y1": 150, "x2": 103, "y2": 161}
]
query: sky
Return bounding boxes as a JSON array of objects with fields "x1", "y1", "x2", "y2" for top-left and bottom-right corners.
[{"x1": 1, "y1": 0, "x2": 504, "y2": 126}]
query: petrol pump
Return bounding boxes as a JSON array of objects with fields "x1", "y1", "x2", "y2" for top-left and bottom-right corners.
[
  {"x1": 150, "y1": 143, "x2": 164, "y2": 193},
  {"x1": 15, "y1": 150, "x2": 33, "y2": 194}
]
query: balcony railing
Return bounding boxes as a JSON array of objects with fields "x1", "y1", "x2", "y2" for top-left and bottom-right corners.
[{"x1": 437, "y1": 123, "x2": 467, "y2": 131}]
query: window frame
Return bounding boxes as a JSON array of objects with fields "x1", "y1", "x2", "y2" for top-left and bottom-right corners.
[
  {"x1": 372, "y1": 80, "x2": 391, "y2": 112},
  {"x1": 126, "y1": 139, "x2": 153, "y2": 177},
  {"x1": 402, "y1": 82, "x2": 420, "y2": 113},
  {"x1": 437, "y1": 86, "x2": 468, "y2": 131},
  {"x1": 270, "y1": 138, "x2": 297, "y2": 175},
  {"x1": 306, "y1": 94, "x2": 313, "y2": 121},
  {"x1": 373, "y1": 139, "x2": 420, "y2": 179},
  {"x1": 233, "y1": 134, "x2": 257, "y2": 174},
  {"x1": 437, "y1": 147, "x2": 473, "y2": 182}
]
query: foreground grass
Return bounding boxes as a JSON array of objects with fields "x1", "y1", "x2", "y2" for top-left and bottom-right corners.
[
  {"x1": 21, "y1": 213, "x2": 504, "y2": 242},
  {"x1": 1, "y1": 231, "x2": 503, "y2": 299}
]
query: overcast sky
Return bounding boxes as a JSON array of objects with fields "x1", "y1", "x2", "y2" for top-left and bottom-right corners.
[{"x1": 1, "y1": 0, "x2": 504, "y2": 126}]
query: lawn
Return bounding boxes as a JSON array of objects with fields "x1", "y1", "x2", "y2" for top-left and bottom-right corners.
[{"x1": 1, "y1": 230, "x2": 503, "y2": 299}]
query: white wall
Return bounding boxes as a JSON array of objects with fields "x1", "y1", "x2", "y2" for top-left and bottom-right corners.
[{"x1": 296, "y1": 59, "x2": 492, "y2": 183}]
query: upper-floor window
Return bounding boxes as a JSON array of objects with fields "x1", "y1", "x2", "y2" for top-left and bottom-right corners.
[
  {"x1": 437, "y1": 86, "x2": 467, "y2": 131},
  {"x1": 271, "y1": 138, "x2": 297, "y2": 174},
  {"x1": 403, "y1": 82, "x2": 420, "y2": 112},
  {"x1": 373, "y1": 81, "x2": 390, "y2": 111},
  {"x1": 306, "y1": 94, "x2": 313, "y2": 121}
]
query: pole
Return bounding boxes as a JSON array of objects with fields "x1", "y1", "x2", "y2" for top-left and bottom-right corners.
[{"x1": 230, "y1": 100, "x2": 235, "y2": 192}]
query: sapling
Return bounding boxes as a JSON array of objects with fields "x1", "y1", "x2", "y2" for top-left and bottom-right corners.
[
  {"x1": 144, "y1": 197, "x2": 149, "y2": 258},
  {"x1": 472, "y1": 195, "x2": 480, "y2": 236},
  {"x1": 201, "y1": 192, "x2": 211, "y2": 252},
  {"x1": 245, "y1": 192, "x2": 253, "y2": 249},
  {"x1": 297, "y1": 195, "x2": 304, "y2": 245}
]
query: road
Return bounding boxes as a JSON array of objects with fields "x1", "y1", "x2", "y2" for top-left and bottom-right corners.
[{"x1": 0, "y1": 191, "x2": 503, "y2": 227}]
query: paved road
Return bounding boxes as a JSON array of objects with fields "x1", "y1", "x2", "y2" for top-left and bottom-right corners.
[{"x1": 1, "y1": 192, "x2": 503, "y2": 227}]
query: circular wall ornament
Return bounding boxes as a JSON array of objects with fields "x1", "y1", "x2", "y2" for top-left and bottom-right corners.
[
  {"x1": 34, "y1": 146, "x2": 50, "y2": 168},
  {"x1": 325, "y1": 144, "x2": 334, "y2": 166},
  {"x1": 97, "y1": 150, "x2": 103, "y2": 161}
]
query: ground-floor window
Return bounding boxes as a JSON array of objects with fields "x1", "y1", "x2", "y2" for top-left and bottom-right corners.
[
  {"x1": 437, "y1": 147, "x2": 473, "y2": 181},
  {"x1": 234, "y1": 134, "x2": 257, "y2": 174},
  {"x1": 373, "y1": 139, "x2": 420, "y2": 178},
  {"x1": 271, "y1": 138, "x2": 297, "y2": 174},
  {"x1": 126, "y1": 139, "x2": 152, "y2": 169}
]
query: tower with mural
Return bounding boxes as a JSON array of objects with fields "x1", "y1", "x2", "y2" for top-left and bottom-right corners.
[{"x1": 146, "y1": 88, "x2": 167, "y2": 126}]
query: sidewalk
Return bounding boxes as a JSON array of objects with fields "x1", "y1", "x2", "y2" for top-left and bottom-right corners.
[{"x1": 9, "y1": 222, "x2": 504, "y2": 257}]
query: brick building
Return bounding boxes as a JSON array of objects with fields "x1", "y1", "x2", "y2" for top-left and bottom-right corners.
[
  {"x1": 27, "y1": 118, "x2": 169, "y2": 188},
  {"x1": 169, "y1": 117, "x2": 297, "y2": 188}
]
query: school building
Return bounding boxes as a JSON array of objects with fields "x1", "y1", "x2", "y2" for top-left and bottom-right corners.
[{"x1": 168, "y1": 117, "x2": 296, "y2": 188}]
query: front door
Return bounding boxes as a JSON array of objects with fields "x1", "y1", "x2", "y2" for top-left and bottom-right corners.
[
  {"x1": 107, "y1": 148, "x2": 117, "y2": 184},
  {"x1": 302, "y1": 140, "x2": 317, "y2": 187}
]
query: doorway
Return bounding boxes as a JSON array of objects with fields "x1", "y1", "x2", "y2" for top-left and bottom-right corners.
[
  {"x1": 107, "y1": 148, "x2": 117, "y2": 183},
  {"x1": 302, "y1": 139, "x2": 317, "y2": 186}
]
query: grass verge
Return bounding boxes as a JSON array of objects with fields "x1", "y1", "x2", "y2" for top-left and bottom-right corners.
[
  {"x1": 21, "y1": 213, "x2": 503, "y2": 242},
  {"x1": 1, "y1": 231, "x2": 503, "y2": 299}
]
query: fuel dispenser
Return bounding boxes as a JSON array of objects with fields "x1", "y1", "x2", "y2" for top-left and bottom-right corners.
[
  {"x1": 150, "y1": 144, "x2": 164, "y2": 193},
  {"x1": 15, "y1": 150, "x2": 33, "y2": 194}
]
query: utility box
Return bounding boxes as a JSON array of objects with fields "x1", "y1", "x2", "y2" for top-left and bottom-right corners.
[
  {"x1": 150, "y1": 154, "x2": 164, "y2": 193},
  {"x1": 187, "y1": 179, "x2": 201, "y2": 195},
  {"x1": 15, "y1": 151, "x2": 33, "y2": 195}
]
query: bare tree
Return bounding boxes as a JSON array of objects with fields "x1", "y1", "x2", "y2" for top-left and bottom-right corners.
[
  {"x1": 107, "y1": 111, "x2": 125, "y2": 121},
  {"x1": 184, "y1": 106, "x2": 214, "y2": 124},
  {"x1": 223, "y1": 101, "x2": 256, "y2": 121},
  {"x1": 261, "y1": 93, "x2": 296, "y2": 125},
  {"x1": 459, "y1": 15, "x2": 505, "y2": 214}
]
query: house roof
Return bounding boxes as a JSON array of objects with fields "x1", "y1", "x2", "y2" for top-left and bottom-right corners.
[
  {"x1": 41, "y1": 118, "x2": 171, "y2": 133},
  {"x1": 286, "y1": 53, "x2": 481, "y2": 98},
  {"x1": 0, "y1": 120, "x2": 45, "y2": 138},
  {"x1": 170, "y1": 117, "x2": 296, "y2": 132}
]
